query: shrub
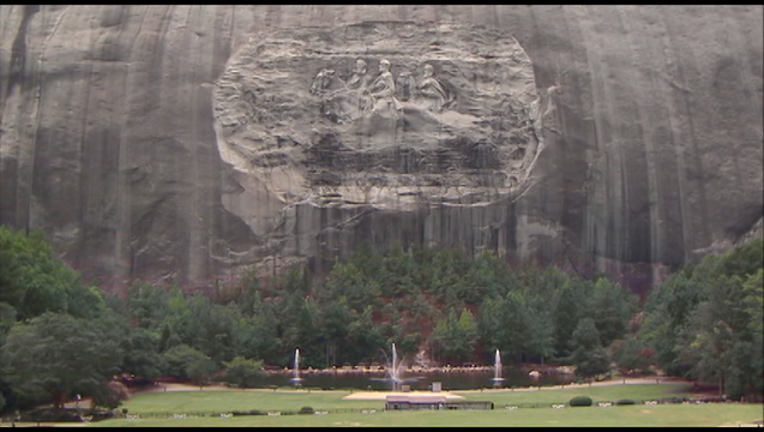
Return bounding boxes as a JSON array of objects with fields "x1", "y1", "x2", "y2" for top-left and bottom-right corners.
[
  {"x1": 231, "y1": 409, "x2": 266, "y2": 416},
  {"x1": 299, "y1": 406, "x2": 315, "y2": 415},
  {"x1": 615, "y1": 399, "x2": 635, "y2": 406},
  {"x1": 660, "y1": 396, "x2": 689, "y2": 404},
  {"x1": 21, "y1": 408, "x2": 84, "y2": 422},
  {"x1": 568, "y1": 396, "x2": 593, "y2": 407}
]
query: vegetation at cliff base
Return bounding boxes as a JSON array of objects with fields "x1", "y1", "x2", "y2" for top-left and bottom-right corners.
[{"x1": 0, "y1": 224, "x2": 761, "y2": 418}]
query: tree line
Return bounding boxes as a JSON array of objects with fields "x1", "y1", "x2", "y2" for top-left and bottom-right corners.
[{"x1": 0, "y1": 225, "x2": 761, "y2": 414}]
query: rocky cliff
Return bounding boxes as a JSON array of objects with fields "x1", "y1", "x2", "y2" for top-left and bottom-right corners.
[{"x1": 1, "y1": 5, "x2": 761, "y2": 294}]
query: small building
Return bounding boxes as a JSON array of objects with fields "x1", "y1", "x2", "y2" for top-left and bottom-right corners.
[{"x1": 385, "y1": 395, "x2": 494, "y2": 411}]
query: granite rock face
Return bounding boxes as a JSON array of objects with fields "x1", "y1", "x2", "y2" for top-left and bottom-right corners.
[{"x1": 0, "y1": 5, "x2": 761, "y2": 293}]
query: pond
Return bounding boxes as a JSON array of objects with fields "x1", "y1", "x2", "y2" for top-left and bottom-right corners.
[{"x1": 256, "y1": 367, "x2": 574, "y2": 391}]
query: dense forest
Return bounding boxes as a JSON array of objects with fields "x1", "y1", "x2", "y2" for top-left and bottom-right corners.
[{"x1": 0, "y1": 225, "x2": 761, "y2": 413}]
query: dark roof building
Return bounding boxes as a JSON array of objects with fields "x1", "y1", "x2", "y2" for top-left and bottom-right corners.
[{"x1": 385, "y1": 395, "x2": 494, "y2": 411}]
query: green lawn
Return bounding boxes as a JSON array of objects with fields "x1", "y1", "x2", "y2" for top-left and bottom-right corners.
[
  {"x1": 91, "y1": 404, "x2": 763, "y2": 428},
  {"x1": 110, "y1": 382, "x2": 699, "y2": 416},
  {"x1": 83, "y1": 383, "x2": 763, "y2": 427},
  {"x1": 455, "y1": 382, "x2": 700, "y2": 406},
  {"x1": 114, "y1": 389, "x2": 383, "y2": 415}
]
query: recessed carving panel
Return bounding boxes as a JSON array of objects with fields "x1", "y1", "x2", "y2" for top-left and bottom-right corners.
[{"x1": 214, "y1": 22, "x2": 540, "y2": 209}]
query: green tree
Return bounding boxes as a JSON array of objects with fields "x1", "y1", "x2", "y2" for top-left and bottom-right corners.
[
  {"x1": 675, "y1": 274, "x2": 761, "y2": 399},
  {"x1": 433, "y1": 308, "x2": 477, "y2": 364},
  {"x1": 319, "y1": 296, "x2": 353, "y2": 367},
  {"x1": 614, "y1": 336, "x2": 653, "y2": 374},
  {"x1": 235, "y1": 292, "x2": 279, "y2": 364},
  {"x1": 120, "y1": 327, "x2": 166, "y2": 380},
  {"x1": 186, "y1": 357, "x2": 218, "y2": 389},
  {"x1": 2, "y1": 312, "x2": 123, "y2": 409},
  {"x1": 162, "y1": 344, "x2": 212, "y2": 380},
  {"x1": 90, "y1": 381, "x2": 130, "y2": 410},
  {"x1": 716, "y1": 238, "x2": 763, "y2": 279},
  {"x1": 497, "y1": 291, "x2": 533, "y2": 363},
  {"x1": 186, "y1": 294, "x2": 239, "y2": 363},
  {"x1": 639, "y1": 271, "x2": 703, "y2": 376},
  {"x1": 552, "y1": 280, "x2": 585, "y2": 359},
  {"x1": 345, "y1": 306, "x2": 386, "y2": 365},
  {"x1": 741, "y1": 269, "x2": 763, "y2": 401},
  {"x1": 0, "y1": 226, "x2": 97, "y2": 321},
  {"x1": 325, "y1": 261, "x2": 382, "y2": 313},
  {"x1": 221, "y1": 356, "x2": 265, "y2": 388},
  {"x1": 591, "y1": 278, "x2": 635, "y2": 347},
  {"x1": 126, "y1": 281, "x2": 170, "y2": 329},
  {"x1": 570, "y1": 318, "x2": 611, "y2": 381}
]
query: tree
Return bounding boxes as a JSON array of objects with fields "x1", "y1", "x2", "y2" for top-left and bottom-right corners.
[
  {"x1": 186, "y1": 294, "x2": 238, "y2": 363},
  {"x1": 319, "y1": 297, "x2": 352, "y2": 367},
  {"x1": 345, "y1": 306, "x2": 386, "y2": 365},
  {"x1": 325, "y1": 261, "x2": 381, "y2": 313},
  {"x1": 552, "y1": 280, "x2": 585, "y2": 359},
  {"x1": 0, "y1": 226, "x2": 91, "y2": 321},
  {"x1": 186, "y1": 357, "x2": 218, "y2": 389},
  {"x1": 741, "y1": 269, "x2": 763, "y2": 401},
  {"x1": 497, "y1": 291, "x2": 533, "y2": 363},
  {"x1": 591, "y1": 278, "x2": 635, "y2": 347},
  {"x1": 639, "y1": 271, "x2": 703, "y2": 376},
  {"x1": 570, "y1": 318, "x2": 611, "y2": 381},
  {"x1": 120, "y1": 327, "x2": 166, "y2": 380},
  {"x1": 221, "y1": 357, "x2": 265, "y2": 388},
  {"x1": 234, "y1": 292, "x2": 279, "y2": 365},
  {"x1": 433, "y1": 308, "x2": 477, "y2": 364},
  {"x1": 162, "y1": 344, "x2": 213, "y2": 381},
  {"x1": 2, "y1": 312, "x2": 123, "y2": 409},
  {"x1": 126, "y1": 281, "x2": 170, "y2": 329},
  {"x1": 614, "y1": 336, "x2": 653, "y2": 374},
  {"x1": 90, "y1": 381, "x2": 130, "y2": 410},
  {"x1": 675, "y1": 274, "x2": 760, "y2": 399}
]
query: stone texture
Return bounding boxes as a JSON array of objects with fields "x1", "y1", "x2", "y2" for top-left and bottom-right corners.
[{"x1": 0, "y1": 5, "x2": 761, "y2": 293}]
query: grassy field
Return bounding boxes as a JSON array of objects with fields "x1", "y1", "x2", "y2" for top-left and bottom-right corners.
[
  {"x1": 104, "y1": 382, "x2": 698, "y2": 416},
  {"x1": 78, "y1": 382, "x2": 763, "y2": 427},
  {"x1": 89, "y1": 404, "x2": 763, "y2": 428},
  {"x1": 456, "y1": 382, "x2": 701, "y2": 406},
  {"x1": 112, "y1": 388, "x2": 385, "y2": 414}
]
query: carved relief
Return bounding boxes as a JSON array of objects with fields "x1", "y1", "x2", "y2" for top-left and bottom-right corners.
[
  {"x1": 413, "y1": 63, "x2": 454, "y2": 113},
  {"x1": 213, "y1": 22, "x2": 542, "y2": 210}
]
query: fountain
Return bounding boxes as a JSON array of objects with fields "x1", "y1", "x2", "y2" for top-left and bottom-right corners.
[
  {"x1": 370, "y1": 342, "x2": 422, "y2": 391},
  {"x1": 289, "y1": 348, "x2": 303, "y2": 387},
  {"x1": 390, "y1": 343, "x2": 402, "y2": 391},
  {"x1": 490, "y1": 349, "x2": 505, "y2": 387}
]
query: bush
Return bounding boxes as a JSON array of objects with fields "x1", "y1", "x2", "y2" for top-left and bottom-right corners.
[
  {"x1": 568, "y1": 396, "x2": 593, "y2": 407},
  {"x1": 21, "y1": 408, "x2": 84, "y2": 422},
  {"x1": 615, "y1": 399, "x2": 635, "y2": 406},
  {"x1": 660, "y1": 396, "x2": 689, "y2": 404},
  {"x1": 299, "y1": 406, "x2": 315, "y2": 415},
  {"x1": 88, "y1": 410, "x2": 116, "y2": 422},
  {"x1": 231, "y1": 409, "x2": 266, "y2": 416}
]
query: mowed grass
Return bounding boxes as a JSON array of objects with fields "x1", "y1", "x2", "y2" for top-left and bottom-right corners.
[
  {"x1": 455, "y1": 382, "x2": 700, "y2": 406},
  {"x1": 88, "y1": 383, "x2": 763, "y2": 427},
  {"x1": 91, "y1": 404, "x2": 763, "y2": 428},
  {"x1": 111, "y1": 382, "x2": 698, "y2": 415},
  {"x1": 115, "y1": 389, "x2": 383, "y2": 414}
]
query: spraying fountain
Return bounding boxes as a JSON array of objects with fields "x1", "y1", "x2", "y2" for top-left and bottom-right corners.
[
  {"x1": 390, "y1": 343, "x2": 401, "y2": 391},
  {"x1": 490, "y1": 349, "x2": 505, "y2": 387},
  {"x1": 289, "y1": 348, "x2": 303, "y2": 387},
  {"x1": 370, "y1": 342, "x2": 422, "y2": 391}
]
